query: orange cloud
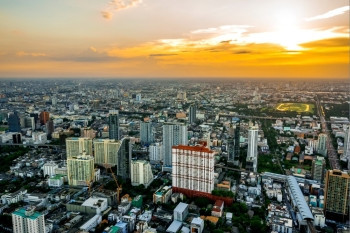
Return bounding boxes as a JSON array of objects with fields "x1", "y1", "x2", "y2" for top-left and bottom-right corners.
[{"x1": 16, "y1": 51, "x2": 46, "y2": 57}]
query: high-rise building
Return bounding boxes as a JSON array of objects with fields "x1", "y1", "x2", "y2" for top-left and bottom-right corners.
[
  {"x1": 163, "y1": 123, "x2": 188, "y2": 168},
  {"x1": 45, "y1": 120, "x2": 54, "y2": 139},
  {"x1": 189, "y1": 105, "x2": 197, "y2": 124},
  {"x1": 177, "y1": 91, "x2": 187, "y2": 100},
  {"x1": 343, "y1": 126, "x2": 350, "y2": 170},
  {"x1": 12, "y1": 207, "x2": 45, "y2": 233},
  {"x1": 149, "y1": 143, "x2": 163, "y2": 162},
  {"x1": 172, "y1": 145, "x2": 215, "y2": 194},
  {"x1": 8, "y1": 111, "x2": 21, "y2": 132},
  {"x1": 81, "y1": 127, "x2": 96, "y2": 139},
  {"x1": 246, "y1": 125, "x2": 259, "y2": 172},
  {"x1": 39, "y1": 111, "x2": 49, "y2": 125},
  {"x1": 131, "y1": 160, "x2": 154, "y2": 188},
  {"x1": 117, "y1": 138, "x2": 132, "y2": 179},
  {"x1": 25, "y1": 117, "x2": 35, "y2": 130},
  {"x1": 140, "y1": 121, "x2": 153, "y2": 145},
  {"x1": 67, "y1": 152, "x2": 95, "y2": 186},
  {"x1": 66, "y1": 137, "x2": 93, "y2": 158},
  {"x1": 324, "y1": 170, "x2": 350, "y2": 221},
  {"x1": 94, "y1": 139, "x2": 121, "y2": 166},
  {"x1": 311, "y1": 156, "x2": 326, "y2": 183},
  {"x1": 136, "y1": 93, "x2": 142, "y2": 102},
  {"x1": 233, "y1": 118, "x2": 241, "y2": 163},
  {"x1": 109, "y1": 110, "x2": 120, "y2": 140},
  {"x1": 317, "y1": 134, "x2": 328, "y2": 156}
]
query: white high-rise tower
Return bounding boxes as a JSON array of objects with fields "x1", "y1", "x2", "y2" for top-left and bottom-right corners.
[{"x1": 246, "y1": 125, "x2": 259, "y2": 172}]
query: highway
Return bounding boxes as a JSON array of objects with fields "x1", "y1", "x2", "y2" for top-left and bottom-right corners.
[{"x1": 315, "y1": 97, "x2": 340, "y2": 170}]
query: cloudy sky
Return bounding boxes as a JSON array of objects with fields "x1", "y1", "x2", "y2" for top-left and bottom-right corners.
[{"x1": 0, "y1": 0, "x2": 349, "y2": 79}]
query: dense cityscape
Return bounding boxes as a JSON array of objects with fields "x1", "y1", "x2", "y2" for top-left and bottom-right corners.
[{"x1": 0, "y1": 78, "x2": 349, "y2": 233}]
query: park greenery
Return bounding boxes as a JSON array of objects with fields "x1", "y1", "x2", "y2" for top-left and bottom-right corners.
[{"x1": 0, "y1": 146, "x2": 30, "y2": 173}]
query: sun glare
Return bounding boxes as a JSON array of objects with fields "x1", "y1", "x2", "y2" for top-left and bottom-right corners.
[{"x1": 274, "y1": 12, "x2": 303, "y2": 50}]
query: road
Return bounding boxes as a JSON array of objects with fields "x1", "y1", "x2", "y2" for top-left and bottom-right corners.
[{"x1": 315, "y1": 97, "x2": 340, "y2": 170}]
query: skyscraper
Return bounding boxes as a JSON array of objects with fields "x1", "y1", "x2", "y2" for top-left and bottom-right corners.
[
  {"x1": 94, "y1": 139, "x2": 121, "y2": 166},
  {"x1": 117, "y1": 137, "x2": 132, "y2": 180},
  {"x1": 233, "y1": 118, "x2": 241, "y2": 163},
  {"x1": 162, "y1": 123, "x2": 188, "y2": 169},
  {"x1": 317, "y1": 133, "x2": 328, "y2": 156},
  {"x1": 131, "y1": 160, "x2": 154, "y2": 188},
  {"x1": 324, "y1": 169, "x2": 350, "y2": 221},
  {"x1": 109, "y1": 110, "x2": 120, "y2": 140},
  {"x1": 67, "y1": 152, "x2": 95, "y2": 186},
  {"x1": 12, "y1": 207, "x2": 45, "y2": 233},
  {"x1": 45, "y1": 120, "x2": 54, "y2": 139},
  {"x1": 172, "y1": 144, "x2": 215, "y2": 194},
  {"x1": 149, "y1": 143, "x2": 163, "y2": 162},
  {"x1": 66, "y1": 137, "x2": 93, "y2": 158},
  {"x1": 8, "y1": 111, "x2": 21, "y2": 132},
  {"x1": 246, "y1": 125, "x2": 259, "y2": 172},
  {"x1": 39, "y1": 111, "x2": 50, "y2": 125},
  {"x1": 140, "y1": 121, "x2": 153, "y2": 145},
  {"x1": 189, "y1": 105, "x2": 197, "y2": 124},
  {"x1": 311, "y1": 156, "x2": 326, "y2": 183}
]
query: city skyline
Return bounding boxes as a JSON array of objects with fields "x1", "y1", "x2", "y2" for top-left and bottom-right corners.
[{"x1": 0, "y1": 0, "x2": 349, "y2": 79}]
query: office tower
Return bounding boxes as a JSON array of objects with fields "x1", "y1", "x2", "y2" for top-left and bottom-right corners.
[
  {"x1": 189, "y1": 105, "x2": 197, "y2": 124},
  {"x1": 136, "y1": 93, "x2": 141, "y2": 102},
  {"x1": 8, "y1": 111, "x2": 21, "y2": 132},
  {"x1": 12, "y1": 207, "x2": 45, "y2": 233},
  {"x1": 343, "y1": 126, "x2": 350, "y2": 170},
  {"x1": 45, "y1": 120, "x2": 54, "y2": 139},
  {"x1": 149, "y1": 143, "x2": 163, "y2": 162},
  {"x1": 12, "y1": 133, "x2": 22, "y2": 144},
  {"x1": 233, "y1": 118, "x2": 241, "y2": 162},
  {"x1": 324, "y1": 170, "x2": 350, "y2": 221},
  {"x1": 39, "y1": 111, "x2": 49, "y2": 125},
  {"x1": 163, "y1": 123, "x2": 188, "y2": 168},
  {"x1": 131, "y1": 160, "x2": 154, "y2": 188},
  {"x1": 66, "y1": 137, "x2": 93, "y2": 158},
  {"x1": 172, "y1": 144, "x2": 215, "y2": 194},
  {"x1": 25, "y1": 117, "x2": 35, "y2": 130},
  {"x1": 140, "y1": 121, "x2": 153, "y2": 145},
  {"x1": 246, "y1": 125, "x2": 259, "y2": 172},
  {"x1": 311, "y1": 156, "x2": 326, "y2": 183},
  {"x1": 94, "y1": 139, "x2": 121, "y2": 166},
  {"x1": 51, "y1": 96, "x2": 57, "y2": 106},
  {"x1": 67, "y1": 152, "x2": 95, "y2": 186},
  {"x1": 227, "y1": 124, "x2": 235, "y2": 162},
  {"x1": 30, "y1": 113, "x2": 39, "y2": 129},
  {"x1": 117, "y1": 138, "x2": 132, "y2": 179},
  {"x1": 317, "y1": 134, "x2": 328, "y2": 156},
  {"x1": 109, "y1": 110, "x2": 120, "y2": 140}
]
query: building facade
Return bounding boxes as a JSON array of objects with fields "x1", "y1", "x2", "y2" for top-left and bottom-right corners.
[
  {"x1": 246, "y1": 125, "x2": 259, "y2": 172},
  {"x1": 172, "y1": 145, "x2": 215, "y2": 194},
  {"x1": 311, "y1": 156, "x2": 325, "y2": 183},
  {"x1": 109, "y1": 110, "x2": 120, "y2": 140},
  {"x1": 149, "y1": 143, "x2": 163, "y2": 162},
  {"x1": 94, "y1": 139, "x2": 121, "y2": 166},
  {"x1": 117, "y1": 138, "x2": 132, "y2": 179},
  {"x1": 12, "y1": 207, "x2": 45, "y2": 233},
  {"x1": 131, "y1": 160, "x2": 154, "y2": 188},
  {"x1": 140, "y1": 121, "x2": 153, "y2": 145},
  {"x1": 189, "y1": 105, "x2": 196, "y2": 124},
  {"x1": 8, "y1": 111, "x2": 21, "y2": 132},
  {"x1": 324, "y1": 170, "x2": 350, "y2": 221},
  {"x1": 66, "y1": 137, "x2": 93, "y2": 158},
  {"x1": 317, "y1": 134, "x2": 328, "y2": 156},
  {"x1": 163, "y1": 123, "x2": 188, "y2": 168},
  {"x1": 67, "y1": 153, "x2": 95, "y2": 186}
]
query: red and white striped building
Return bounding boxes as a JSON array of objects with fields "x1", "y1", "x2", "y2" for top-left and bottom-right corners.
[{"x1": 172, "y1": 145, "x2": 215, "y2": 194}]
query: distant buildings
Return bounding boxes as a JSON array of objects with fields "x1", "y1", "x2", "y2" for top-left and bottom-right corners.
[
  {"x1": 12, "y1": 207, "x2": 45, "y2": 233},
  {"x1": 67, "y1": 152, "x2": 95, "y2": 186},
  {"x1": 163, "y1": 123, "x2": 188, "y2": 169},
  {"x1": 8, "y1": 111, "x2": 21, "y2": 132},
  {"x1": 311, "y1": 156, "x2": 325, "y2": 183},
  {"x1": 246, "y1": 125, "x2": 259, "y2": 173},
  {"x1": 140, "y1": 121, "x2": 153, "y2": 145},
  {"x1": 324, "y1": 169, "x2": 350, "y2": 221},
  {"x1": 189, "y1": 105, "x2": 196, "y2": 124},
  {"x1": 94, "y1": 139, "x2": 121, "y2": 166},
  {"x1": 172, "y1": 144, "x2": 215, "y2": 194},
  {"x1": 131, "y1": 160, "x2": 153, "y2": 188},
  {"x1": 109, "y1": 110, "x2": 120, "y2": 140},
  {"x1": 39, "y1": 111, "x2": 49, "y2": 125},
  {"x1": 317, "y1": 134, "x2": 328, "y2": 156},
  {"x1": 66, "y1": 137, "x2": 93, "y2": 158}
]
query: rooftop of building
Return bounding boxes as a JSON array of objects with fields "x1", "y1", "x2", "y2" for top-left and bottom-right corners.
[
  {"x1": 328, "y1": 169, "x2": 350, "y2": 178},
  {"x1": 172, "y1": 144, "x2": 213, "y2": 153},
  {"x1": 174, "y1": 202, "x2": 188, "y2": 213},
  {"x1": 12, "y1": 207, "x2": 42, "y2": 220}
]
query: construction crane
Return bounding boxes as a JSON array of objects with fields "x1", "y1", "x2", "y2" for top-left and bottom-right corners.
[{"x1": 104, "y1": 164, "x2": 122, "y2": 204}]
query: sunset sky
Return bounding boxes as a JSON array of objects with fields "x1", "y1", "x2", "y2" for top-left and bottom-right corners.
[{"x1": 0, "y1": 0, "x2": 349, "y2": 79}]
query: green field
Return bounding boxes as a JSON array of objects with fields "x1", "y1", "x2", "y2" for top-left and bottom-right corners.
[{"x1": 276, "y1": 103, "x2": 315, "y2": 114}]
